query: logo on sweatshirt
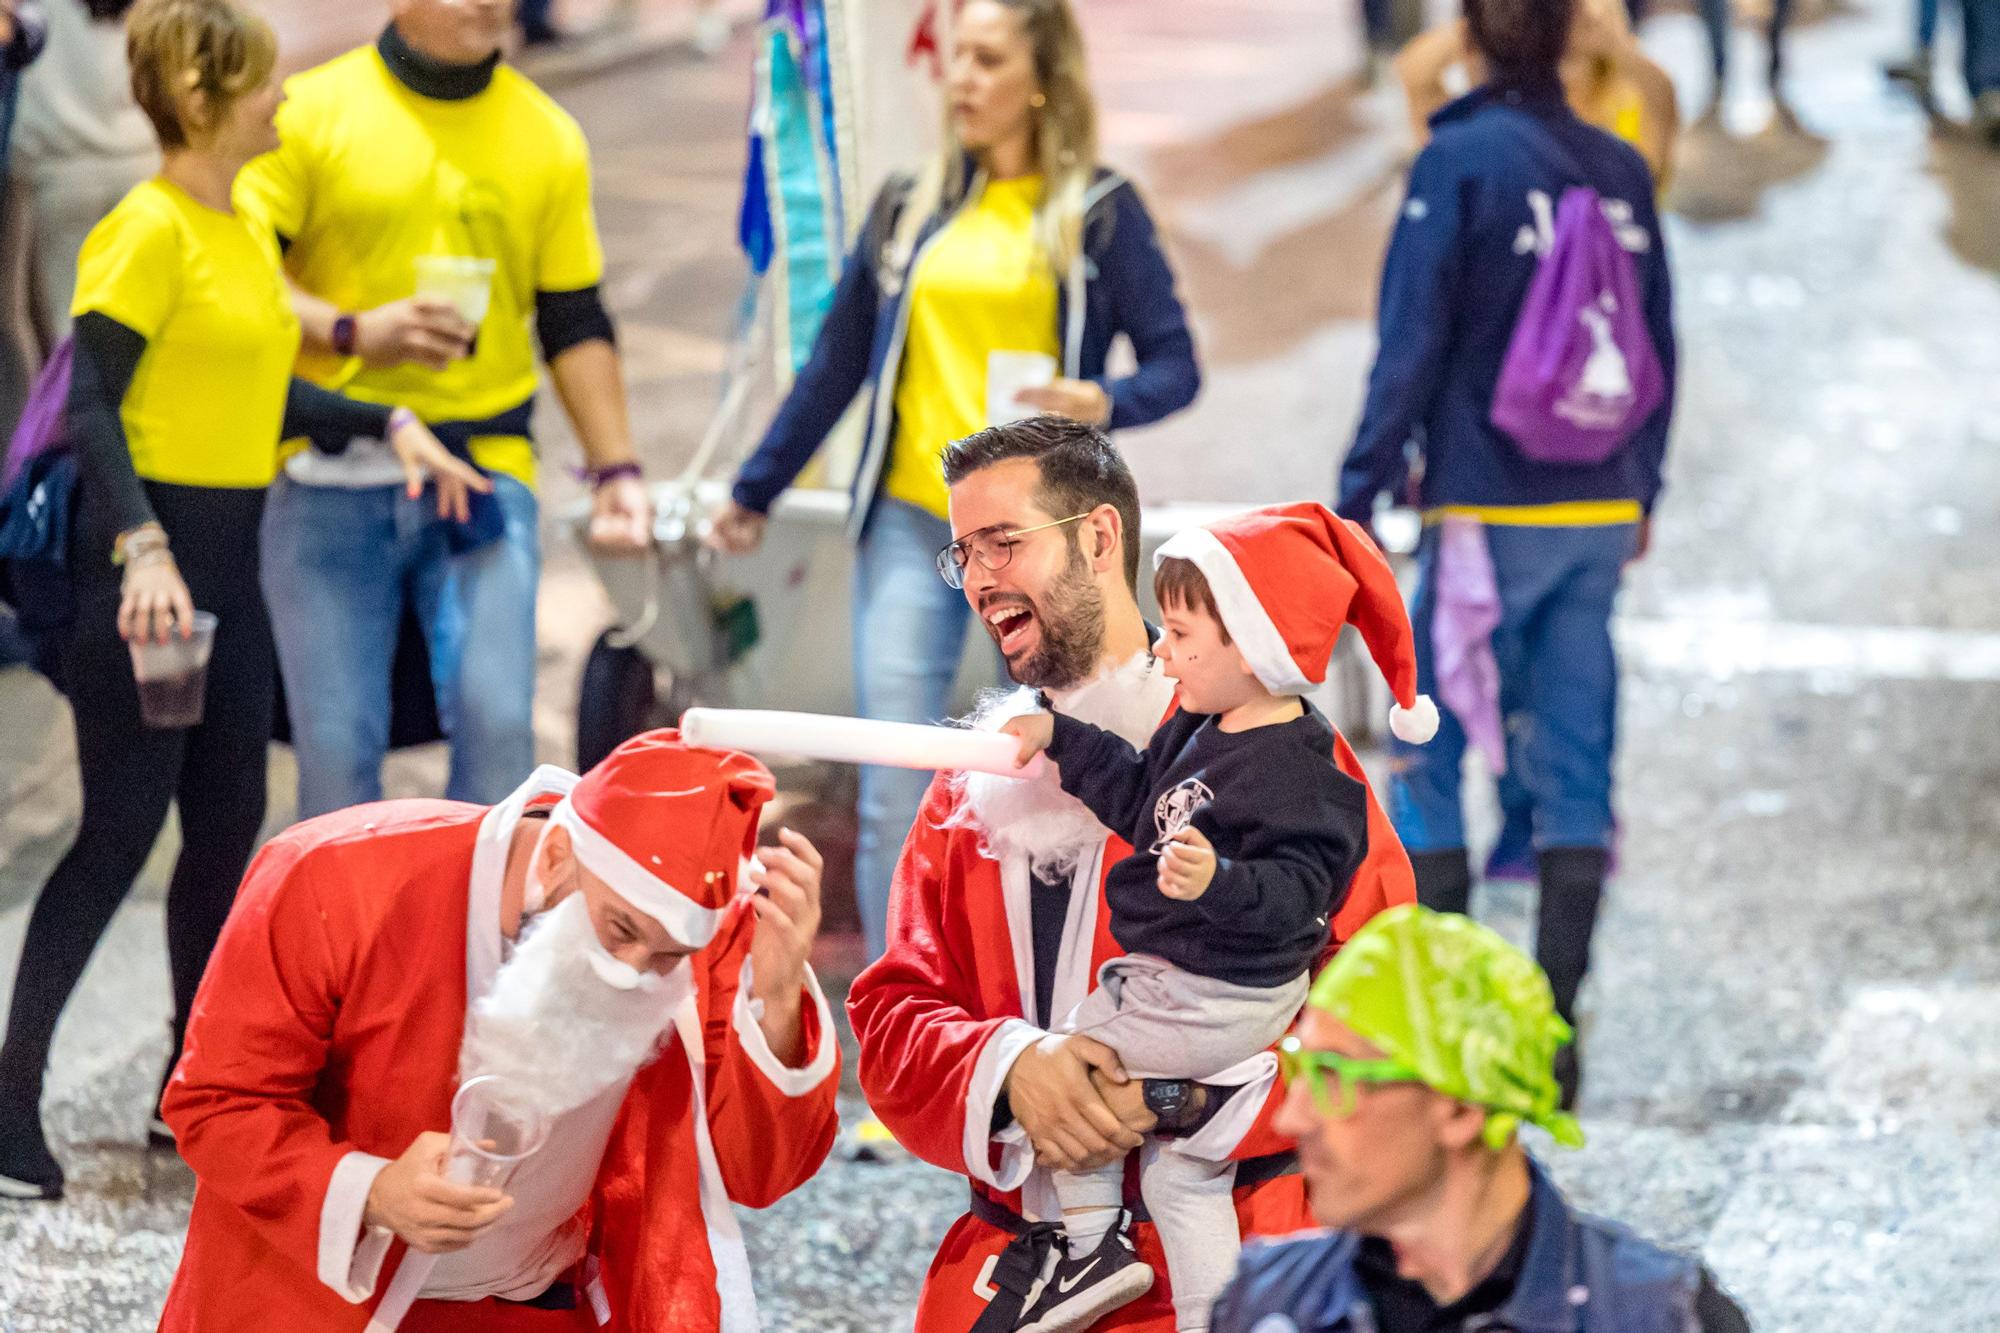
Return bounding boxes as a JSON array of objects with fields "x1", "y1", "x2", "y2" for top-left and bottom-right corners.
[{"x1": 1150, "y1": 778, "x2": 1214, "y2": 854}]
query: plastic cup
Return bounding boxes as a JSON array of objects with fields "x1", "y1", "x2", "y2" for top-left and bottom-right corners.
[
  {"x1": 986, "y1": 350, "x2": 1057, "y2": 427},
  {"x1": 128, "y1": 611, "x2": 217, "y2": 730},
  {"x1": 414, "y1": 255, "x2": 497, "y2": 328},
  {"x1": 446, "y1": 1074, "x2": 550, "y2": 1190}
]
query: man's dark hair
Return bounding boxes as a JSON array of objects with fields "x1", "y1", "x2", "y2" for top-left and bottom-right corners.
[
  {"x1": 941, "y1": 416, "x2": 1142, "y2": 592},
  {"x1": 1463, "y1": 0, "x2": 1575, "y2": 77}
]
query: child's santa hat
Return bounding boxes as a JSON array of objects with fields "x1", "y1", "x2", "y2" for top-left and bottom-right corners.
[
  {"x1": 549, "y1": 729, "x2": 777, "y2": 948},
  {"x1": 1154, "y1": 502, "x2": 1439, "y2": 743}
]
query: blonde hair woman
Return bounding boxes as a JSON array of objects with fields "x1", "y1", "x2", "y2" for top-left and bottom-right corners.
[
  {"x1": 709, "y1": 0, "x2": 1200, "y2": 961},
  {"x1": 0, "y1": 0, "x2": 480, "y2": 1201},
  {"x1": 1396, "y1": 0, "x2": 1680, "y2": 187}
]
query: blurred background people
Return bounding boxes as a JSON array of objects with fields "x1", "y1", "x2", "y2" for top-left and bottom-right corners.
[
  {"x1": 237, "y1": 0, "x2": 654, "y2": 824},
  {"x1": 0, "y1": 0, "x2": 480, "y2": 1202},
  {"x1": 1398, "y1": 0, "x2": 1680, "y2": 187},
  {"x1": 706, "y1": 0, "x2": 1200, "y2": 962},
  {"x1": 1336, "y1": 0, "x2": 1676, "y2": 1110}
]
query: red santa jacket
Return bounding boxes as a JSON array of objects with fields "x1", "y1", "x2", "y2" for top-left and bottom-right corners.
[
  {"x1": 846, "y1": 662, "x2": 1414, "y2": 1332},
  {"x1": 158, "y1": 790, "x2": 839, "y2": 1332}
]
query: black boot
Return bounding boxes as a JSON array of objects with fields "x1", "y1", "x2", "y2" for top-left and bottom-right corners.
[
  {"x1": 0, "y1": 1077, "x2": 62, "y2": 1200},
  {"x1": 1536, "y1": 847, "x2": 1609, "y2": 1111},
  {"x1": 1411, "y1": 849, "x2": 1474, "y2": 915}
]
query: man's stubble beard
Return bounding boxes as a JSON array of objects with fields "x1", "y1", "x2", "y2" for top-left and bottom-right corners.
[{"x1": 1004, "y1": 540, "x2": 1106, "y2": 691}]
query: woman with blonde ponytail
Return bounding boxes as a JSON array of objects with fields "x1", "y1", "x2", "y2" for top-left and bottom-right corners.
[{"x1": 712, "y1": 0, "x2": 1200, "y2": 962}]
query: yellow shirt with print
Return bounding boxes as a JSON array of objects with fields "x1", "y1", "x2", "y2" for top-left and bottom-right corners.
[
  {"x1": 71, "y1": 178, "x2": 301, "y2": 489},
  {"x1": 884, "y1": 175, "x2": 1059, "y2": 519},
  {"x1": 235, "y1": 47, "x2": 605, "y2": 488}
]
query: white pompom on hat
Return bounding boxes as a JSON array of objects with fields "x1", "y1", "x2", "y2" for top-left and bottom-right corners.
[{"x1": 1155, "y1": 502, "x2": 1438, "y2": 742}]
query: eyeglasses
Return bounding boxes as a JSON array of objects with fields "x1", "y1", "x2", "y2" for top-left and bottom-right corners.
[
  {"x1": 1277, "y1": 1034, "x2": 1423, "y2": 1117},
  {"x1": 934, "y1": 512, "x2": 1095, "y2": 590}
]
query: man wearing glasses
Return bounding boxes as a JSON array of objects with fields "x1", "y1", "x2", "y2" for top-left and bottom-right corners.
[
  {"x1": 847, "y1": 416, "x2": 1418, "y2": 1332},
  {"x1": 1213, "y1": 905, "x2": 1751, "y2": 1333}
]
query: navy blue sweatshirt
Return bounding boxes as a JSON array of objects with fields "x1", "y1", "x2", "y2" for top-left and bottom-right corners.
[
  {"x1": 1046, "y1": 702, "x2": 1368, "y2": 989},
  {"x1": 1336, "y1": 76, "x2": 1677, "y2": 524}
]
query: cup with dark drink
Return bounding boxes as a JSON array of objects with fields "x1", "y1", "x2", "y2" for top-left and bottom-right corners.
[{"x1": 129, "y1": 611, "x2": 218, "y2": 729}]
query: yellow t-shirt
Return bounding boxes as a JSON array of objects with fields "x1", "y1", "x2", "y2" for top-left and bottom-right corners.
[
  {"x1": 70, "y1": 178, "x2": 301, "y2": 489},
  {"x1": 235, "y1": 48, "x2": 605, "y2": 487},
  {"x1": 883, "y1": 175, "x2": 1059, "y2": 518}
]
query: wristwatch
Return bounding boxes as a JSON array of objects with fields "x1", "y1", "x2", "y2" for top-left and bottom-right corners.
[
  {"x1": 1143, "y1": 1079, "x2": 1202, "y2": 1134},
  {"x1": 330, "y1": 312, "x2": 358, "y2": 358}
]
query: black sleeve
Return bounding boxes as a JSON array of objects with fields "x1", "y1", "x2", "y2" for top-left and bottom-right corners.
[
  {"x1": 535, "y1": 284, "x2": 617, "y2": 360},
  {"x1": 1695, "y1": 1269, "x2": 1753, "y2": 1333},
  {"x1": 67, "y1": 311, "x2": 155, "y2": 537},
  {"x1": 1046, "y1": 712, "x2": 1167, "y2": 840},
  {"x1": 281, "y1": 379, "x2": 394, "y2": 455}
]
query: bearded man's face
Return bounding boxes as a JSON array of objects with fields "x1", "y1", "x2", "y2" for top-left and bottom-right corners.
[{"x1": 949, "y1": 459, "x2": 1108, "y2": 691}]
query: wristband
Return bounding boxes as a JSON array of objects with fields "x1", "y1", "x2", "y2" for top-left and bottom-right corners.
[
  {"x1": 113, "y1": 525, "x2": 169, "y2": 567},
  {"x1": 386, "y1": 406, "x2": 420, "y2": 437},
  {"x1": 331, "y1": 313, "x2": 359, "y2": 358},
  {"x1": 584, "y1": 460, "x2": 643, "y2": 489}
]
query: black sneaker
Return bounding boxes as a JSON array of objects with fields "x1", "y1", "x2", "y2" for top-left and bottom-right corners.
[
  {"x1": 1017, "y1": 1218, "x2": 1154, "y2": 1333},
  {"x1": 0, "y1": 1100, "x2": 63, "y2": 1201}
]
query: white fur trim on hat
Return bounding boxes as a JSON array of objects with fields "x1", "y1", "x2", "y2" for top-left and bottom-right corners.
[
  {"x1": 1390, "y1": 694, "x2": 1440, "y2": 744},
  {"x1": 1154, "y1": 526, "x2": 1313, "y2": 695},
  {"x1": 548, "y1": 796, "x2": 724, "y2": 949}
]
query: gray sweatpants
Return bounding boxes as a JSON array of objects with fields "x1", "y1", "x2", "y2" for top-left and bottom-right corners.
[{"x1": 1054, "y1": 955, "x2": 1308, "y2": 1333}]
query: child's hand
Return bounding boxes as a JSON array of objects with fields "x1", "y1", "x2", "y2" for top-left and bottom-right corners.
[
  {"x1": 1157, "y1": 826, "x2": 1216, "y2": 901},
  {"x1": 999, "y1": 712, "x2": 1055, "y2": 768}
]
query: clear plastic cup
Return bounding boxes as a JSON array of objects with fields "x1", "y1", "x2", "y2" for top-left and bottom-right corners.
[
  {"x1": 446, "y1": 1074, "x2": 550, "y2": 1190},
  {"x1": 414, "y1": 255, "x2": 497, "y2": 328},
  {"x1": 128, "y1": 611, "x2": 217, "y2": 730}
]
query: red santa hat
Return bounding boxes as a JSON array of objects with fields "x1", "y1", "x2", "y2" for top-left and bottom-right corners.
[
  {"x1": 1154, "y1": 501, "x2": 1439, "y2": 743},
  {"x1": 548, "y1": 729, "x2": 777, "y2": 948}
]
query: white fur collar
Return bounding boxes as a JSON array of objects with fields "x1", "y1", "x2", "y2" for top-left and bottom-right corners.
[{"x1": 941, "y1": 648, "x2": 1173, "y2": 879}]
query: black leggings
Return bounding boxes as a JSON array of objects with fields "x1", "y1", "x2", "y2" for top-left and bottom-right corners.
[{"x1": 0, "y1": 482, "x2": 272, "y2": 1109}]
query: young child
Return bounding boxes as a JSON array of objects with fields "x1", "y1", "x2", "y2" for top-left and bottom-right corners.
[{"x1": 999, "y1": 501, "x2": 1437, "y2": 1333}]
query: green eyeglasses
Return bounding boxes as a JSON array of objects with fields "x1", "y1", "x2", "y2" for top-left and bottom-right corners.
[{"x1": 1277, "y1": 1034, "x2": 1424, "y2": 1117}]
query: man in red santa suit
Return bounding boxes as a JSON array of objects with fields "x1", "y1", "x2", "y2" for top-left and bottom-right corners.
[
  {"x1": 156, "y1": 730, "x2": 841, "y2": 1332},
  {"x1": 847, "y1": 416, "x2": 1420, "y2": 1333}
]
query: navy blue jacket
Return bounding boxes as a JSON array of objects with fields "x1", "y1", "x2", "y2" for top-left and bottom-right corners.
[
  {"x1": 1213, "y1": 1157, "x2": 1742, "y2": 1333},
  {"x1": 732, "y1": 166, "x2": 1201, "y2": 538},
  {"x1": 1336, "y1": 77, "x2": 1676, "y2": 524}
]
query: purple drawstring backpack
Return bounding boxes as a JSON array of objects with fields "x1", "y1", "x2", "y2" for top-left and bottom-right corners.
[
  {"x1": 1490, "y1": 187, "x2": 1664, "y2": 466},
  {"x1": 2, "y1": 335, "x2": 73, "y2": 490}
]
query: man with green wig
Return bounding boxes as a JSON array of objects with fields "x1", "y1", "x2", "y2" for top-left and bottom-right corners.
[{"x1": 1211, "y1": 906, "x2": 1749, "y2": 1333}]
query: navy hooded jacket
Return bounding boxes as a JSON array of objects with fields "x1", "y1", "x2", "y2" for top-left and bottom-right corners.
[
  {"x1": 1335, "y1": 77, "x2": 1676, "y2": 524},
  {"x1": 731, "y1": 165, "x2": 1200, "y2": 540}
]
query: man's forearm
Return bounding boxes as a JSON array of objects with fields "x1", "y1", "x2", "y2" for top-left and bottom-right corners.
[
  {"x1": 284, "y1": 273, "x2": 344, "y2": 355},
  {"x1": 548, "y1": 338, "x2": 638, "y2": 469},
  {"x1": 755, "y1": 985, "x2": 806, "y2": 1068}
]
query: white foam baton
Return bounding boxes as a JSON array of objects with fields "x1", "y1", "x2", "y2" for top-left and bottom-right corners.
[{"x1": 680, "y1": 708, "x2": 1047, "y2": 780}]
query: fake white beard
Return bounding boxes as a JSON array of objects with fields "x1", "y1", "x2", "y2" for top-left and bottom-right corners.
[
  {"x1": 943, "y1": 649, "x2": 1171, "y2": 882},
  {"x1": 458, "y1": 891, "x2": 691, "y2": 1122}
]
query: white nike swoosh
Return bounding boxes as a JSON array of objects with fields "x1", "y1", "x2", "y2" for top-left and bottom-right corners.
[{"x1": 1058, "y1": 1258, "x2": 1101, "y2": 1294}]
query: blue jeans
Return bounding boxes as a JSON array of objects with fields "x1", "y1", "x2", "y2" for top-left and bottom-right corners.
[
  {"x1": 1389, "y1": 522, "x2": 1637, "y2": 855},
  {"x1": 261, "y1": 473, "x2": 541, "y2": 819},
  {"x1": 1967, "y1": 0, "x2": 2000, "y2": 93},
  {"x1": 851, "y1": 498, "x2": 976, "y2": 961}
]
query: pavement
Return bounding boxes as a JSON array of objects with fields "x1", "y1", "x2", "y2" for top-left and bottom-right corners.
[{"x1": 5, "y1": 0, "x2": 2000, "y2": 1328}]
